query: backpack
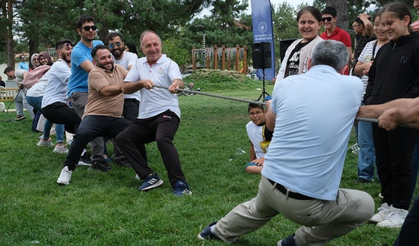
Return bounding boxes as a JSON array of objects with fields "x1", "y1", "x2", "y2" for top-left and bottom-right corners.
[{"x1": 22, "y1": 65, "x2": 51, "y2": 89}]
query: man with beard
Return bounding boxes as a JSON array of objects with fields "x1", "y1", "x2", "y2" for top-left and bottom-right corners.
[
  {"x1": 41, "y1": 40, "x2": 80, "y2": 142},
  {"x1": 107, "y1": 33, "x2": 147, "y2": 167},
  {"x1": 107, "y1": 33, "x2": 140, "y2": 121},
  {"x1": 57, "y1": 45, "x2": 132, "y2": 185},
  {"x1": 67, "y1": 15, "x2": 105, "y2": 167}
]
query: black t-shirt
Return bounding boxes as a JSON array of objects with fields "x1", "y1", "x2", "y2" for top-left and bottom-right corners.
[{"x1": 284, "y1": 41, "x2": 310, "y2": 78}]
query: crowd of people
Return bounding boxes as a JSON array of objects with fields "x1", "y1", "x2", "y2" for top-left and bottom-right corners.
[
  {"x1": 3, "y1": 15, "x2": 192, "y2": 196},
  {"x1": 3, "y1": 1, "x2": 419, "y2": 245}
]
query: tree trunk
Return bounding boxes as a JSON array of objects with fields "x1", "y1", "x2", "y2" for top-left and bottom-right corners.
[
  {"x1": 5, "y1": 0, "x2": 15, "y2": 71},
  {"x1": 326, "y1": 0, "x2": 349, "y2": 32},
  {"x1": 28, "y1": 38, "x2": 38, "y2": 69}
]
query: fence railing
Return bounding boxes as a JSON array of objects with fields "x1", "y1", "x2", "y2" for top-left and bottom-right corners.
[{"x1": 0, "y1": 87, "x2": 19, "y2": 100}]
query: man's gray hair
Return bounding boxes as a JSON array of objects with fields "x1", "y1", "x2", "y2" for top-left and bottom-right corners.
[{"x1": 311, "y1": 40, "x2": 348, "y2": 72}]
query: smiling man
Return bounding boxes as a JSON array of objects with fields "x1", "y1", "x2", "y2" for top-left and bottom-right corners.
[
  {"x1": 57, "y1": 45, "x2": 132, "y2": 185},
  {"x1": 320, "y1": 6, "x2": 352, "y2": 74},
  {"x1": 107, "y1": 32, "x2": 141, "y2": 121},
  {"x1": 115, "y1": 30, "x2": 192, "y2": 196}
]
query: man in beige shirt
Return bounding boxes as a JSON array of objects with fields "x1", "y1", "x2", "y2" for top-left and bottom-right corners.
[{"x1": 57, "y1": 45, "x2": 132, "y2": 185}]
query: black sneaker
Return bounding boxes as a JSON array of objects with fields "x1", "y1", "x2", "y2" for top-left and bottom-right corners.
[
  {"x1": 78, "y1": 152, "x2": 92, "y2": 166},
  {"x1": 138, "y1": 173, "x2": 163, "y2": 191},
  {"x1": 90, "y1": 159, "x2": 111, "y2": 172},
  {"x1": 115, "y1": 158, "x2": 131, "y2": 167},
  {"x1": 197, "y1": 221, "x2": 219, "y2": 241},
  {"x1": 278, "y1": 234, "x2": 297, "y2": 246},
  {"x1": 172, "y1": 180, "x2": 192, "y2": 196},
  {"x1": 15, "y1": 115, "x2": 26, "y2": 121}
]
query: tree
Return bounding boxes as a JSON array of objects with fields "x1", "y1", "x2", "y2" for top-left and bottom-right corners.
[
  {"x1": 1, "y1": 0, "x2": 22, "y2": 69},
  {"x1": 12, "y1": 0, "x2": 216, "y2": 68},
  {"x1": 179, "y1": 0, "x2": 253, "y2": 68}
]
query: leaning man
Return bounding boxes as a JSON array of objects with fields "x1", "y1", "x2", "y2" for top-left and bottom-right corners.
[
  {"x1": 57, "y1": 45, "x2": 131, "y2": 185},
  {"x1": 198, "y1": 40, "x2": 374, "y2": 245}
]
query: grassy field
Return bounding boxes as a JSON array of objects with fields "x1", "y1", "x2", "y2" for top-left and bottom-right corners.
[{"x1": 0, "y1": 70, "x2": 414, "y2": 246}]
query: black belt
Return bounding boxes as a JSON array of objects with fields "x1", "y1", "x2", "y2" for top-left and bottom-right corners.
[{"x1": 268, "y1": 179, "x2": 314, "y2": 200}]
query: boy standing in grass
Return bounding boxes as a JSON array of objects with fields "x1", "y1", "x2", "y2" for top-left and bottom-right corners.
[{"x1": 245, "y1": 103, "x2": 272, "y2": 174}]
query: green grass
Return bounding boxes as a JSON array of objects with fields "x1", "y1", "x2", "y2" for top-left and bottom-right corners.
[{"x1": 0, "y1": 71, "x2": 414, "y2": 245}]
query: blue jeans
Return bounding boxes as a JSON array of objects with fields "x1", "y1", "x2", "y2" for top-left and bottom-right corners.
[
  {"x1": 26, "y1": 96, "x2": 64, "y2": 143},
  {"x1": 357, "y1": 119, "x2": 376, "y2": 181}
]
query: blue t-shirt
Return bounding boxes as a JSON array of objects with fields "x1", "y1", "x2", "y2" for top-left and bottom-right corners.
[
  {"x1": 19, "y1": 61, "x2": 29, "y2": 71},
  {"x1": 262, "y1": 65, "x2": 363, "y2": 200},
  {"x1": 67, "y1": 40, "x2": 103, "y2": 97}
]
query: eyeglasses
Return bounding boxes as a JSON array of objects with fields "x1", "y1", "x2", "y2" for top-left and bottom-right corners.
[
  {"x1": 109, "y1": 42, "x2": 122, "y2": 49},
  {"x1": 33, "y1": 58, "x2": 39, "y2": 61},
  {"x1": 352, "y1": 24, "x2": 360, "y2": 28},
  {"x1": 249, "y1": 111, "x2": 263, "y2": 116},
  {"x1": 322, "y1": 17, "x2": 332, "y2": 22},
  {"x1": 81, "y1": 25, "x2": 97, "y2": 31}
]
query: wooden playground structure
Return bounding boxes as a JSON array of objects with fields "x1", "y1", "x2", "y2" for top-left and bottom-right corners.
[{"x1": 191, "y1": 45, "x2": 248, "y2": 74}]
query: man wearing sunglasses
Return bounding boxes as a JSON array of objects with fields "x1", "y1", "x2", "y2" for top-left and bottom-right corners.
[
  {"x1": 106, "y1": 32, "x2": 146, "y2": 167},
  {"x1": 67, "y1": 15, "x2": 106, "y2": 168},
  {"x1": 107, "y1": 32, "x2": 140, "y2": 121},
  {"x1": 320, "y1": 6, "x2": 352, "y2": 75}
]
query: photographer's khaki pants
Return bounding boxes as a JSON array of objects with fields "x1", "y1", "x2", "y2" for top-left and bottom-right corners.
[{"x1": 214, "y1": 176, "x2": 374, "y2": 245}]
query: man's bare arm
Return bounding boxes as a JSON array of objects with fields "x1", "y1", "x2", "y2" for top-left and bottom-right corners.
[
  {"x1": 379, "y1": 104, "x2": 419, "y2": 130},
  {"x1": 357, "y1": 98, "x2": 417, "y2": 119},
  {"x1": 168, "y1": 78, "x2": 184, "y2": 93},
  {"x1": 99, "y1": 85, "x2": 123, "y2": 97},
  {"x1": 122, "y1": 80, "x2": 154, "y2": 94},
  {"x1": 265, "y1": 100, "x2": 276, "y2": 131},
  {"x1": 80, "y1": 60, "x2": 94, "y2": 73}
]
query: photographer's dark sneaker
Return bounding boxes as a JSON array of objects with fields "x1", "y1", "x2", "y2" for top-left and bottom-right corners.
[
  {"x1": 138, "y1": 173, "x2": 163, "y2": 191},
  {"x1": 278, "y1": 234, "x2": 297, "y2": 246},
  {"x1": 89, "y1": 160, "x2": 111, "y2": 172},
  {"x1": 78, "y1": 152, "x2": 91, "y2": 166},
  {"x1": 197, "y1": 221, "x2": 219, "y2": 241},
  {"x1": 172, "y1": 180, "x2": 192, "y2": 196}
]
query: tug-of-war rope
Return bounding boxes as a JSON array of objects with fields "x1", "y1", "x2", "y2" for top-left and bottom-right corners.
[{"x1": 155, "y1": 85, "x2": 382, "y2": 124}]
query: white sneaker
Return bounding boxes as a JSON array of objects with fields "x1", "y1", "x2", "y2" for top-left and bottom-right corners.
[
  {"x1": 370, "y1": 203, "x2": 391, "y2": 223},
  {"x1": 37, "y1": 138, "x2": 54, "y2": 147},
  {"x1": 377, "y1": 206, "x2": 408, "y2": 228},
  {"x1": 53, "y1": 145, "x2": 68, "y2": 154},
  {"x1": 57, "y1": 166, "x2": 72, "y2": 185}
]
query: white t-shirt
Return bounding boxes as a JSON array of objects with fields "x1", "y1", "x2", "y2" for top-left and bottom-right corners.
[
  {"x1": 124, "y1": 54, "x2": 182, "y2": 119},
  {"x1": 357, "y1": 40, "x2": 382, "y2": 95},
  {"x1": 26, "y1": 71, "x2": 50, "y2": 97},
  {"x1": 114, "y1": 51, "x2": 141, "y2": 101},
  {"x1": 246, "y1": 121, "x2": 265, "y2": 159},
  {"x1": 42, "y1": 59, "x2": 71, "y2": 108}
]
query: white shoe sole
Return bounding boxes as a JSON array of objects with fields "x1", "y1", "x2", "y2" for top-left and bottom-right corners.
[{"x1": 140, "y1": 180, "x2": 163, "y2": 191}]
